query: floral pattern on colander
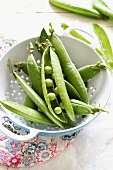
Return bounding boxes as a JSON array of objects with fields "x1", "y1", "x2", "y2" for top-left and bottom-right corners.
[{"x1": 0, "y1": 36, "x2": 80, "y2": 167}]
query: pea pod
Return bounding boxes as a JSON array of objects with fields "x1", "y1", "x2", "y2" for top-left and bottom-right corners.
[
  {"x1": 24, "y1": 95, "x2": 37, "y2": 109},
  {"x1": 93, "y1": 23, "x2": 113, "y2": 70},
  {"x1": 51, "y1": 33, "x2": 88, "y2": 104},
  {"x1": 78, "y1": 61, "x2": 107, "y2": 82},
  {"x1": 71, "y1": 99, "x2": 107, "y2": 115},
  {"x1": 92, "y1": 0, "x2": 113, "y2": 20},
  {"x1": 12, "y1": 70, "x2": 65, "y2": 129},
  {"x1": 64, "y1": 80, "x2": 81, "y2": 100},
  {"x1": 50, "y1": 47, "x2": 76, "y2": 122},
  {"x1": 49, "y1": 0, "x2": 105, "y2": 19},
  {"x1": 41, "y1": 46, "x2": 67, "y2": 123},
  {"x1": 27, "y1": 44, "x2": 43, "y2": 98},
  {"x1": 0, "y1": 100, "x2": 56, "y2": 126}
]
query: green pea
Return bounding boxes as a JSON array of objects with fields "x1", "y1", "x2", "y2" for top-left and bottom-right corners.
[
  {"x1": 54, "y1": 107, "x2": 62, "y2": 114},
  {"x1": 45, "y1": 66, "x2": 53, "y2": 74},
  {"x1": 45, "y1": 78, "x2": 53, "y2": 87},
  {"x1": 60, "y1": 102, "x2": 65, "y2": 109},
  {"x1": 47, "y1": 92, "x2": 56, "y2": 101},
  {"x1": 54, "y1": 87, "x2": 59, "y2": 94}
]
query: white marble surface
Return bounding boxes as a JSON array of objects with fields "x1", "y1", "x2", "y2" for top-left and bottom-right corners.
[{"x1": 0, "y1": 0, "x2": 113, "y2": 169}]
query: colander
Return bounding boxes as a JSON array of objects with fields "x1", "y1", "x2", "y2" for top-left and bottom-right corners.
[{"x1": 0, "y1": 35, "x2": 111, "y2": 141}]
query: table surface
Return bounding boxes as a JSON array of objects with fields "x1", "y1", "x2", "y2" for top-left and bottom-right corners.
[{"x1": 0, "y1": 0, "x2": 113, "y2": 170}]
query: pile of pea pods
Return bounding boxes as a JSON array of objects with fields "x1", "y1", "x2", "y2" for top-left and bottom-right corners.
[{"x1": 0, "y1": 26, "x2": 108, "y2": 130}]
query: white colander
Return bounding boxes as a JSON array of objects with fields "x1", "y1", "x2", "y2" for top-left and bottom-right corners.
[{"x1": 0, "y1": 35, "x2": 111, "y2": 141}]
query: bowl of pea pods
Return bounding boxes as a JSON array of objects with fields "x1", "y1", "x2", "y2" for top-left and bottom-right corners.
[{"x1": 0, "y1": 25, "x2": 110, "y2": 141}]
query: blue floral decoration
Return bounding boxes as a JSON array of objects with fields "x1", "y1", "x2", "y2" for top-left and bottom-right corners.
[
  {"x1": 5, "y1": 139, "x2": 22, "y2": 152},
  {"x1": 22, "y1": 153, "x2": 36, "y2": 165},
  {"x1": 36, "y1": 139, "x2": 48, "y2": 152}
]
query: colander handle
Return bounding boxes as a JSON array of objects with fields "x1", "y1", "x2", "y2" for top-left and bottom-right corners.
[
  {"x1": 63, "y1": 26, "x2": 98, "y2": 50},
  {"x1": 0, "y1": 110, "x2": 40, "y2": 141}
]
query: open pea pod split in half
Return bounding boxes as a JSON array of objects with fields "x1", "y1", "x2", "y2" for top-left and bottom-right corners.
[{"x1": 41, "y1": 46, "x2": 76, "y2": 123}]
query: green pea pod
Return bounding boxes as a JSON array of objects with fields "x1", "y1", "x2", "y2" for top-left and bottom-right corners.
[
  {"x1": 50, "y1": 47, "x2": 76, "y2": 122},
  {"x1": 78, "y1": 61, "x2": 107, "y2": 82},
  {"x1": 71, "y1": 99, "x2": 107, "y2": 115},
  {"x1": 0, "y1": 100, "x2": 56, "y2": 126},
  {"x1": 27, "y1": 52, "x2": 43, "y2": 98},
  {"x1": 92, "y1": 0, "x2": 113, "y2": 20},
  {"x1": 93, "y1": 23, "x2": 113, "y2": 70},
  {"x1": 41, "y1": 47, "x2": 67, "y2": 123},
  {"x1": 51, "y1": 33, "x2": 88, "y2": 104},
  {"x1": 13, "y1": 71, "x2": 65, "y2": 129},
  {"x1": 49, "y1": 0, "x2": 105, "y2": 19},
  {"x1": 24, "y1": 95, "x2": 37, "y2": 109},
  {"x1": 64, "y1": 80, "x2": 81, "y2": 100}
]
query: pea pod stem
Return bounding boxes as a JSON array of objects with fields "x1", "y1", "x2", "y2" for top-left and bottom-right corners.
[
  {"x1": 92, "y1": 0, "x2": 113, "y2": 20},
  {"x1": 92, "y1": 23, "x2": 113, "y2": 70},
  {"x1": 0, "y1": 100, "x2": 56, "y2": 126},
  {"x1": 51, "y1": 33, "x2": 88, "y2": 104},
  {"x1": 49, "y1": 0, "x2": 105, "y2": 19}
]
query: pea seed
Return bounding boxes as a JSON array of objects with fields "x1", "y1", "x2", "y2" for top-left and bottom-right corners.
[
  {"x1": 45, "y1": 78, "x2": 53, "y2": 87},
  {"x1": 54, "y1": 87, "x2": 58, "y2": 94},
  {"x1": 54, "y1": 107, "x2": 62, "y2": 114},
  {"x1": 60, "y1": 102, "x2": 65, "y2": 109},
  {"x1": 45, "y1": 66, "x2": 53, "y2": 74},
  {"x1": 47, "y1": 92, "x2": 56, "y2": 101}
]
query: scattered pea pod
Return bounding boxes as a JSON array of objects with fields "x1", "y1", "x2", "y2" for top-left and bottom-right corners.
[
  {"x1": 93, "y1": 23, "x2": 113, "y2": 70},
  {"x1": 51, "y1": 33, "x2": 88, "y2": 104},
  {"x1": 41, "y1": 46, "x2": 68, "y2": 123},
  {"x1": 50, "y1": 47, "x2": 76, "y2": 122},
  {"x1": 12, "y1": 70, "x2": 65, "y2": 129},
  {"x1": 92, "y1": 0, "x2": 113, "y2": 20},
  {"x1": 0, "y1": 100, "x2": 56, "y2": 126},
  {"x1": 49, "y1": 0, "x2": 105, "y2": 19}
]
